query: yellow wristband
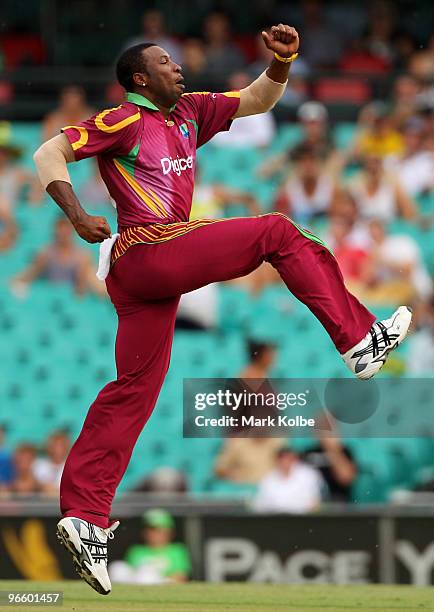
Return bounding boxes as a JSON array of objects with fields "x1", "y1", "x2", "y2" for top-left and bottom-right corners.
[{"x1": 274, "y1": 52, "x2": 299, "y2": 63}]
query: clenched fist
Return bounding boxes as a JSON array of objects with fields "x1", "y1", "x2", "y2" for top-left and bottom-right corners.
[
  {"x1": 73, "y1": 213, "x2": 111, "y2": 243},
  {"x1": 262, "y1": 24, "x2": 299, "y2": 58}
]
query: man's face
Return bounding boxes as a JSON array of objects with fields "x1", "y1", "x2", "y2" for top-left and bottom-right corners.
[
  {"x1": 54, "y1": 220, "x2": 74, "y2": 246},
  {"x1": 47, "y1": 434, "x2": 70, "y2": 463},
  {"x1": 298, "y1": 153, "x2": 321, "y2": 179},
  {"x1": 138, "y1": 46, "x2": 184, "y2": 108},
  {"x1": 144, "y1": 526, "x2": 172, "y2": 547},
  {"x1": 277, "y1": 451, "x2": 297, "y2": 474}
]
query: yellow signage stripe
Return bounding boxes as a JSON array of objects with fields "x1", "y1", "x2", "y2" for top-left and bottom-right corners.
[
  {"x1": 113, "y1": 159, "x2": 165, "y2": 218},
  {"x1": 95, "y1": 106, "x2": 141, "y2": 133}
]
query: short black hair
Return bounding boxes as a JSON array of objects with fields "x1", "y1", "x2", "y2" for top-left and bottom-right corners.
[
  {"x1": 276, "y1": 446, "x2": 296, "y2": 459},
  {"x1": 116, "y1": 43, "x2": 156, "y2": 91},
  {"x1": 247, "y1": 339, "x2": 276, "y2": 362}
]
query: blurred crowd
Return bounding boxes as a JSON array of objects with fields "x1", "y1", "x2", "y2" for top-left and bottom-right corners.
[
  {"x1": 0, "y1": 427, "x2": 70, "y2": 497},
  {"x1": 1, "y1": 0, "x2": 434, "y2": 509}
]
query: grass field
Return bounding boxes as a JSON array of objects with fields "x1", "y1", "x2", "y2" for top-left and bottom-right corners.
[{"x1": 0, "y1": 581, "x2": 433, "y2": 611}]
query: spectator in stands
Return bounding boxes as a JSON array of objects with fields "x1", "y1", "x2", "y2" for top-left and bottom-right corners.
[
  {"x1": 212, "y1": 72, "x2": 276, "y2": 148},
  {"x1": 190, "y1": 166, "x2": 261, "y2": 220},
  {"x1": 42, "y1": 85, "x2": 93, "y2": 142},
  {"x1": 340, "y1": 38, "x2": 390, "y2": 74},
  {"x1": 363, "y1": 0, "x2": 397, "y2": 67},
  {"x1": 241, "y1": 340, "x2": 277, "y2": 379},
  {"x1": 301, "y1": 416, "x2": 358, "y2": 503},
  {"x1": 298, "y1": 0, "x2": 343, "y2": 68},
  {"x1": 391, "y1": 75, "x2": 423, "y2": 128},
  {"x1": 215, "y1": 341, "x2": 285, "y2": 484},
  {"x1": 181, "y1": 38, "x2": 209, "y2": 92},
  {"x1": 203, "y1": 11, "x2": 245, "y2": 87},
  {"x1": 215, "y1": 436, "x2": 285, "y2": 485},
  {"x1": 252, "y1": 446, "x2": 323, "y2": 513},
  {"x1": 296, "y1": 101, "x2": 335, "y2": 157},
  {"x1": 386, "y1": 117, "x2": 434, "y2": 198},
  {"x1": 7, "y1": 444, "x2": 41, "y2": 496},
  {"x1": 258, "y1": 102, "x2": 334, "y2": 178},
  {"x1": 0, "y1": 122, "x2": 42, "y2": 204},
  {"x1": 361, "y1": 218, "x2": 432, "y2": 304},
  {"x1": 328, "y1": 189, "x2": 370, "y2": 250},
  {"x1": 0, "y1": 426, "x2": 13, "y2": 489},
  {"x1": 0, "y1": 195, "x2": 17, "y2": 252},
  {"x1": 176, "y1": 283, "x2": 218, "y2": 331},
  {"x1": 78, "y1": 159, "x2": 112, "y2": 208},
  {"x1": 406, "y1": 294, "x2": 434, "y2": 375},
  {"x1": 275, "y1": 143, "x2": 338, "y2": 224},
  {"x1": 408, "y1": 33, "x2": 434, "y2": 82},
  {"x1": 12, "y1": 216, "x2": 104, "y2": 297},
  {"x1": 352, "y1": 102, "x2": 404, "y2": 160},
  {"x1": 348, "y1": 155, "x2": 417, "y2": 222},
  {"x1": 133, "y1": 467, "x2": 188, "y2": 495},
  {"x1": 327, "y1": 214, "x2": 371, "y2": 289},
  {"x1": 123, "y1": 9, "x2": 182, "y2": 64},
  {"x1": 393, "y1": 32, "x2": 418, "y2": 71},
  {"x1": 109, "y1": 509, "x2": 191, "y2": 584},
  {"x1": 33, "y1": 431, "x2": 70, "y2": 495}
]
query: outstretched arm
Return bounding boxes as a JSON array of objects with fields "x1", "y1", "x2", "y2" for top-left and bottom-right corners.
[
  {"x1": 33, "y1": 134, "x2": 111, "y2": 243},
  {"x1": 234, "y1": 24, "x2": 299, "y2": 119}
]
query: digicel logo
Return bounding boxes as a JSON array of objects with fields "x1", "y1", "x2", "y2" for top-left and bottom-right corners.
[{"x1": 161, "y1": 155, "x2": 194, "y2": 176}]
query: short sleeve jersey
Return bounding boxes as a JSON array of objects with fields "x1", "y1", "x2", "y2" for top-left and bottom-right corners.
[{"x1": 62, "y1": 91, "x2": 240, "y2": 230}]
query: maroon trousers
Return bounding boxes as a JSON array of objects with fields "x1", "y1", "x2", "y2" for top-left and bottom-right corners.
[{"x1": 60, "y1": 214, "x2": 375, "y2": 527}]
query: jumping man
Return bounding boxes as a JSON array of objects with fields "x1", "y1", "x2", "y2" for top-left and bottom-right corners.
[{"x1": 33, "y1": 24, "x2": 412, "y2": 594}]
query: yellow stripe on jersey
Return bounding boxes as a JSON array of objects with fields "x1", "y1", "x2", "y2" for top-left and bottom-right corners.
[
  {"x1": 95, "y1": 106, "x2": 141, "y2": 133},
  {"x1": 63, "y1": 125, "x2": 89, "y2": 151},
  {"x1": 147, "y1": 187, "x2": 168, "y2": 218},
  {"x1": 113, "y1": 159, "x2": 166, "y2": 218},
  {"x1": 182, "y1": 91, "x2": 240, "y2": 98}
]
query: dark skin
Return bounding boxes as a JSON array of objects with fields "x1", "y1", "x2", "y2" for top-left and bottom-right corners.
[{"x1": 46, "y1": 24, "x2": 299, "y2": 243}]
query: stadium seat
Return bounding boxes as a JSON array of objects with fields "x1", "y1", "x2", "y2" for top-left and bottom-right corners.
[{"x1": 314, "y1": 78, "x2": 372, "y2": 105}]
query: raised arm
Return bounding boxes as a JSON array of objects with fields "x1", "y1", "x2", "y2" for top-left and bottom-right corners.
[
  {"x1": 33, "y1": 134, "x2": 111, "y2": 243},
  {"x1": 234, "y1": 24, "x2": 299, "y2": 119}
]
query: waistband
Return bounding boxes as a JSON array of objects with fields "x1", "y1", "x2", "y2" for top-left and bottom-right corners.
[{"x1": 111, "y1": 219, "x2": 220, "y2": 265}]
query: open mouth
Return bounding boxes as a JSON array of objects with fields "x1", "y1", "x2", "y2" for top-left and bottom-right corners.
[{"x1": 176, "y1": 77, "x2": 185, "y2": 90}]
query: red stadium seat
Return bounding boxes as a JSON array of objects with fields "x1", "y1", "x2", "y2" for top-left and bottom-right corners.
[
  {"x1": 313, "y1": 78, "x2": 372, "y2": 104},
  {"x1": 0, "y1": 34, "x2": 47, "y2": 68},
  {"x1": 0, "y1": 80, "x2": 13, "y2": 103}
]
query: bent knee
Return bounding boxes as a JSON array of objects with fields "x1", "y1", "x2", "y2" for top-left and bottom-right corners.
[{"x1": 261, "y1": 212, "x2": 295, "y2": 238}]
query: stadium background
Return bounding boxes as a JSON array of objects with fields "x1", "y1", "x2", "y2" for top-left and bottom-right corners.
[{"x1": 1, "y1": 0, "x2": 434, "y2": 588}]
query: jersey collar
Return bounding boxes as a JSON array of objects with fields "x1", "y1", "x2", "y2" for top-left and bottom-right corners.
[{"x1": 126, "y1": 92, "x2": 176, "y2": 112}]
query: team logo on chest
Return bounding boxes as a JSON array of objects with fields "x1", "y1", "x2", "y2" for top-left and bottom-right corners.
[
  {"x1": 179, "y1": 123, "x2": 190, "y2": 139},
  {"x1": 161, "y1": 155, "x2": 194, "y2": 176}
]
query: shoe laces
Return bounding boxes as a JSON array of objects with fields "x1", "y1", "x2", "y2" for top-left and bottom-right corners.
[{"x1": 104, "y1": 520, "x2": 120, "y2": 540}]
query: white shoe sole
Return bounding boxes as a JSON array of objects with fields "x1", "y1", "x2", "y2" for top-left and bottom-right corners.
[
  {"x1": 357, "y1": 306, "x2": 412, "y2": 380},
  {"x1": 57, "y1": 518, "x2": 111, "y2": 595}
]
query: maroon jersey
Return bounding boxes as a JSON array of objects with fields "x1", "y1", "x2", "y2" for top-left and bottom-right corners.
[{"x1": 62, "y1": 91, "x2": 240, "y2": 229}]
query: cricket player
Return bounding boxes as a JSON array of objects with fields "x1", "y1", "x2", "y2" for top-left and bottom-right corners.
[{"x1": 33, "y1": 24, "x2": 411, "y2": 594}]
